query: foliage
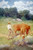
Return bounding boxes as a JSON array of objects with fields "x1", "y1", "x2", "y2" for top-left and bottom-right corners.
[
  {"x1": 21, "y1": 16, "x2": 26, "y2": 20},
  {"x1": 19, "y1": 10, "x2": 33, "y2": 20},
  {"x1": 0, "y1": 8, "x2": 33, "y2": 20},
  {"x1": 0, "y1": 7, "x2": 18, "y2": 18}
]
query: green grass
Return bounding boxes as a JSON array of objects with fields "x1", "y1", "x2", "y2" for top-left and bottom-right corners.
[
  {"x1": 0, "y1": 37, "x2": 9, "y2": 45},
  {"x1": 0, "y1": 17, "x2": 33, "y2": 45}
]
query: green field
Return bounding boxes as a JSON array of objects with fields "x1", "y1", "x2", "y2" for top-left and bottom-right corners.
[{"x1": 0, "y1": 17, "x2": 33, "y2": 45}]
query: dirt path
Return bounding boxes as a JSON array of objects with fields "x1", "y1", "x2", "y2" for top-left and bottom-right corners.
[{"x1": 0, "y1": 34, "x2": 8, "y2": 38}]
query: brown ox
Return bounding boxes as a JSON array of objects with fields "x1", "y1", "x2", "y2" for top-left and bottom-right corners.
[{"x1": 13, "y1": 23, "x2": 30, "y2": 36}]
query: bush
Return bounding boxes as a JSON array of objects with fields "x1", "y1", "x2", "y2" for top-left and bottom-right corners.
[{"x1": 21, "y1": 16, "x2": 26, "y2": 20}]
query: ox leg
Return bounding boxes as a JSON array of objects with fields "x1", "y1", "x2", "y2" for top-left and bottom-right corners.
[
  {"x1": 15, "y1": 30, "x2": 18, "y2": 36},
  {"x1": 26, "y1": 29, "x2": 29, "y2": 35},
  {"x1": 20, "y1": 28, "x2": 25, "y2": 36}
]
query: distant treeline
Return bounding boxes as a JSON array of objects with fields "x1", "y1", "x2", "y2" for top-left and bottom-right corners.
[{"x1": 0, "y1": 7, "x2": 33, "y2": 20}]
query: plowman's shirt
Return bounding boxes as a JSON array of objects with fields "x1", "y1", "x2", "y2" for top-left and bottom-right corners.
[{"x1": 7, "y1": 24, "x2": 12, "y2": 30}]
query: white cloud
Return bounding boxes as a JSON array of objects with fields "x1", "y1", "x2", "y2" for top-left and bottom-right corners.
[
  {"x1": 0, "y1": 0, "x2": 10, "y2": 8},
  {"x1": 12, "y1": 1, "x2": 26, "y2": 11},
  {"x1": 7, "y1": 5, "x2": 10, "y2": 8},
  {"x1": 0, "y1": 0, "x2": 8, "y2": 8},
  {"x1": 12, "y1": 1, "x2": 33, "y2": 14},
  {"x1": 3, "y1": 5, "x2": 10, "y2": 8},
  {"x1": 26, "y1": 1, "x2": 33, "y2": 5},
  {"x1": 29, "y1": 7, "x2": 33, "y2": 10},
  {"x1": 12, "y1": 1, "x2": 25, "y2": 8}
]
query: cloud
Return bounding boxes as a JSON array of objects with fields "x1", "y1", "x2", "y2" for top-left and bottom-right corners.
[
  {"x1": 12, "y1": 1, "x2": 26, "y2": 11},
  {"x1": 12, "y1": 1, "x2": 33, "y2": 14},
  {"x1": 0, "y1": 0, "x2": 10, "y2": 8},
  {"x1": 0, "y1": 0, "x2": 8, "y2": 8},
  {"x1": 3, "y1": 5, "x2": 10, "y2": 8},
  {"x1": 29, "y1": 7, "x2": 33, "y2": 10},
  {"x1": 26, "y1": 1, "x2": 33, "y2": 5}
]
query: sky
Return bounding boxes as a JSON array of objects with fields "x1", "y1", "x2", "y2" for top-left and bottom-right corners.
[{"x1": 0, "y1": 0, "x2": 33, "y2": 14}]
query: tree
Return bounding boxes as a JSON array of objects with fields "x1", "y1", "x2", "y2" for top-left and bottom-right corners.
[
  {"x1": 4, "y1": 8, "x2": 9, "y2": 17},
  {"x1": 19, "y1": 10, "x2": 31, "y2": 20},
  {"x1": 0, "y1": 8, "x2": 4, "y2": 17},
  {"x1": 31, "y1": 15, "x2": 33, "y2": 20}
]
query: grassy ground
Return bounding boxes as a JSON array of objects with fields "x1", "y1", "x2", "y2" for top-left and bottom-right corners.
[{"x1": 0, "y1": 17, "x2": 33, "y2": 45}]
